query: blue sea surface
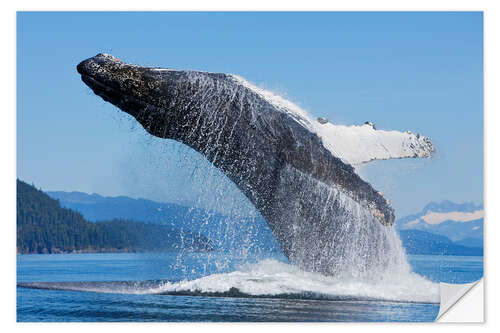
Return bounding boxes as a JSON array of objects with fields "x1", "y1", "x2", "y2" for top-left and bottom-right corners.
[{"x1": 17, "y1": 252, "x2": 483, "y2": 322}]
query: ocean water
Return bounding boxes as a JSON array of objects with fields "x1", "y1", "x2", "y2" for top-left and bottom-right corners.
[{"x1": 17, "y1": 252, "x2": 483, "y2": 322}]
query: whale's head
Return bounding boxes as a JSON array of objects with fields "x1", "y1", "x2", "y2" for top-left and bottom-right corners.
[
  {"x1": 77, "y1": 53, "x2": 176, "y2": 124},
  {"x1": 77, "y1": 53, "x2": 244, "y2": 141}
]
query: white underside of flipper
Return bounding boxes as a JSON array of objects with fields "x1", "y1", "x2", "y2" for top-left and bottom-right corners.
[
  {"x1": 230, "y1": 74, "x2": 435, "y2": 166},
  {"x1": 313, "y1": 123, "x2": 434, "y2": 165}
]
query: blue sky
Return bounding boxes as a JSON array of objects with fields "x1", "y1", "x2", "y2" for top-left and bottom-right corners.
[{"x1": 17, "y1": 12, "x2": 483, "y2": 217}]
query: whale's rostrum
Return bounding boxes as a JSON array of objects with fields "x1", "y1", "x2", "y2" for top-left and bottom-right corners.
[{"x1": 77, "y1": 54, "x2": 435, "y2": 276}]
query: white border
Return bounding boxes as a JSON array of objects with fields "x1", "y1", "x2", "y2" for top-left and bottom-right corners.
[
  {"x1": 438, "y1": 279, "x2": 484, "y2": 322},
  {"x1": 3, "y1": 1, "x2": 498, "y2": 331}
]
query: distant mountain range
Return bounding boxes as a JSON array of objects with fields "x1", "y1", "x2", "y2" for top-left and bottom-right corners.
[
  {"x1": 47, "y1": 190, "x2": 198, "y2": 225},
  {"x1": 47, "y1": 190, "x2": 483, "y2": 256},
  {"x1": 399, "y1": 230, "x2": 482, "y2": 256},
  {"x1": 47, "y1": 190, "x2": 281, "y2": 254},
  {"x1": 396, "y1": 200, "x2": 483, "y2": 250}
]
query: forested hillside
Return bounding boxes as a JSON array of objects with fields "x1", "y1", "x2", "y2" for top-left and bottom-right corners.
[{"x1": 17, "y1": 180, "x2": 213, "y2": 254}]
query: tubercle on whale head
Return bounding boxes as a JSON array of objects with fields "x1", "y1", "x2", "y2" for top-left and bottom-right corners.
[{"x1": 77, "y1": 54, "x2": 172, "y2": 122}]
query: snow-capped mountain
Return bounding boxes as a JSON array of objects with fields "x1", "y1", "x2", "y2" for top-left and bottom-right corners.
[{"x1": 396, "y1": 201, "x2": 483, "y2": 247}]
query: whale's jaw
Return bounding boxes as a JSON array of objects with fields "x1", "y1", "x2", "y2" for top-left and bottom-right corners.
[
  {"x1": 76, "y1": 53, "x2": 433, "y2": 276},
  {"x1": 77, "y1": 53, "x2": 170, "y2": 122}
]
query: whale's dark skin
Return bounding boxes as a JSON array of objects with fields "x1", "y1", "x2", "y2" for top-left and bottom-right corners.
[{"x1": 77, "y1": 54, "x2": 409, "y2": 275}]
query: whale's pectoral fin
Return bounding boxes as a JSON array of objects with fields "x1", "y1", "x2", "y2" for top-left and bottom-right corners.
[{"x1": 314, "y1": 122, "x2": 435, "y2": 165}]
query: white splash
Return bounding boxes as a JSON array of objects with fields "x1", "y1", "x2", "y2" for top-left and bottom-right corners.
[
  {"x1": 154, "y1": 259, "x2": 439, "y2": 303},
  {"x1": 31, "y1": 259, "x2": 437, "y2": 303}
]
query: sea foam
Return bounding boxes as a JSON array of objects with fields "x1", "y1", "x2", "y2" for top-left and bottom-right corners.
[{"x1": 19, "y1": 258, "x2": 439, "y2": 303}]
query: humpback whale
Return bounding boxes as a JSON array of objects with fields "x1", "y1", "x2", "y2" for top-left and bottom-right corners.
[{"x1": 77, "y1": 54, "x2": 435, "y2": 276}]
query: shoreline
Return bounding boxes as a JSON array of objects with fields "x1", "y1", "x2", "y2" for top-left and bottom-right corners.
[{"x1": 16, "y1": 248, "x2": 214, "y2": 255}]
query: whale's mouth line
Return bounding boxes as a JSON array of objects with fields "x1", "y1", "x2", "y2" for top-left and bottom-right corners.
[
  {"x1": 80, "y1": 73, "x2": 157, "y2": 120},
  {"x1": 80, "y1": 74, "x2": 123, "y2": 106}
]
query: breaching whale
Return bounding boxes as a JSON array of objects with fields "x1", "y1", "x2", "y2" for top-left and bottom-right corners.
[{"x1": 77, "y1": 54, "x2": 435, "y2": 276}]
